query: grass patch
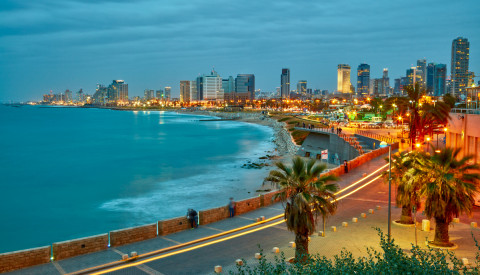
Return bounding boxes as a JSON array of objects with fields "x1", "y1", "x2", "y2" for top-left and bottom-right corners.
[
  {"x1": 291, "y1": 130, "x2": 309, "y2": 145},
  {"x1": 278, "y1": 117, "x2": 291, "y2": 122}
]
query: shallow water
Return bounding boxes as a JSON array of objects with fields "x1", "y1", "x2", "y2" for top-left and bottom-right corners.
[{"x1": 0, "y1": 106, "x2": 275, "y2": 252}]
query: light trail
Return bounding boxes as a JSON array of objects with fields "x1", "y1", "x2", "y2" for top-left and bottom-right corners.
[
  {"x1": 333, "y1": 163, "x2": 388, "y2": 195},
  {"x1": 89, "y1": 220, "x2": 286, "y2": 275},
  {"x1": 72, "y1": 164, "x2": 387, "y2": 275}
]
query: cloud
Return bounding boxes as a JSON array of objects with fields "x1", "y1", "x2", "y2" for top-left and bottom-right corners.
[{"x1": 0, "y1": 0, "x2": 479, "y2": 101}]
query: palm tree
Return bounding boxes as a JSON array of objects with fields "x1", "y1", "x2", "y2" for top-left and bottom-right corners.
[
  {"x1": 265, "y1": 156, "x2": 338, "y2": 262},
  {"x1": 417, "y1": 148, "x2": 480, "y2": 247},
  {"x1": 384, "y1": 151, "x2": 425, "y2": 224}
]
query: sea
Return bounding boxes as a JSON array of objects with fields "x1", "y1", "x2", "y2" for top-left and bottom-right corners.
[{"x1": 0, "y1": 105, "x2": 275, "y2": 253}]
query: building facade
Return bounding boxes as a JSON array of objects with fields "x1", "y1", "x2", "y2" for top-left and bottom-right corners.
[
  {"x1": 179, "y1": 81, "x2": 190, "y2": 103},
  {"x1": 417, "y1": 59, "x2": 427, "y2": 89},
  {"x1": 281, "y1": 68, "x2": 290, "y2": 99},
  {"x1": 451, "y1": 37, "x2": 470, "y2": 97},
  {"x1": 337, "y1": 64, "x2": 351, "y2": 93},
  {"x1": 235, "y1": 74, "x2": 255, "y2": 100},
  {"x1": 356, "y1": 63, "x2": 370, "y2": 97}
]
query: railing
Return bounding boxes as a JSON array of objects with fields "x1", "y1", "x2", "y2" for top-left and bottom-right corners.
[
  {"x1": 295, "y1": 126, "x2": 365, "y2": 155},
  {"x1": 354, "y1": 129, "x2": 398, "y2": 144},
  {"x1": 451, "y1": 108, "x2": 480, "y2": 114}
]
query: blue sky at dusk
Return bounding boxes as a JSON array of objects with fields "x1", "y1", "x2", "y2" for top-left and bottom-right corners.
[{"x1": 0, "y1": 0, "x2": 479, "y2": 101}]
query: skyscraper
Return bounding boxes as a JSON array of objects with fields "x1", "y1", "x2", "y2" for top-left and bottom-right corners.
[
  {"x1": 417, "y1": 59, "x2": 427, "y2": 89},
  {"x1": 235, "y1": 74, "x2": 255, "y2": 100},
  {"x1": 108, "y1": 80, "x2": 128, "y2": 103},
  {"x1": 164, "y1": 87, "x2": 171, "y2": 100},
  {"x1": 222, "y1": 76, "x2": 235, "y2": 94},
  {"x1": 201, "y1": 69, "x2": 224, "y2": 101},
  {"x1": 189, "y1": 81, "x2": 197, "y2": 101},
  {"x1": 426, "y1": 63, "x2": 435, "y2": 94},
  {"x1": 382, "y1": 68, "x2": 390, "y2": 96},
  {"x1": 297, "y1": 80, "x2": 307, "y2": 95},
  {"x1": 144, "y1": 89, "x2": 155, "y2": 100},
  {"x1": 406, "y1": 67, "x2": 422, "y2": 87},
  {"x1": 356, "y1": 64, "x2": 370, "y2": 97},
  {"x1": 337, "y1": 64, "x2": 351, "y2": 93},
  {"x1": 280, "y1": 68, "x2": 290, "y2": 99},
  {"x1": 451, "y1": 37, "x2": 470, "y2": 97},
  {"x1": 433, "y1": 64, "x2": 447, "y2": 96},
  {"x1": 179, "y1": 81, "x2": 190, "y2": 102}
]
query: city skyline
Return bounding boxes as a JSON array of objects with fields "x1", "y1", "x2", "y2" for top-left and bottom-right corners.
[{"x1": 1, "y1": 0, "x2": 479, "y2": 101}]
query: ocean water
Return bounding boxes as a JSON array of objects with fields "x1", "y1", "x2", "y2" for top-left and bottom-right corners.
[{"x1": 0, "y1": 105, "x2": 275, "y2": 253}]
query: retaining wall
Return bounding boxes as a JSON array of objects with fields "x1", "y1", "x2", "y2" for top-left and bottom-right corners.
[
  {"x1": 52, "y1": 234, "x2": 108, "y2": 261},
  {"x1": 110, "y1": 224, "x2": 157, "y2": 247},
  {"x1": 0, "y1": 246, "x2": 51, "y2": 273},
  {"x1": 158, "y1": 216, "x2": 190, "y2": 236},
  {"x1": 1, "y1": 144, "x2": 396, "y2": 273}
]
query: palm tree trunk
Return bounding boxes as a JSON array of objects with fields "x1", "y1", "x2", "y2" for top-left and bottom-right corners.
[
  {"x1": 294, "y1": 233, "x2": 309, "y2": 263},
  {"x1": 399, "y1": 206, "x2": 413, "y2": 224},
  {"x1": 433, "y1": 217, "x2": 453, "y2": 247}
]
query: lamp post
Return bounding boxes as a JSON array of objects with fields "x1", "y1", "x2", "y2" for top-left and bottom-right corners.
[{"x1": 388, "y1": 145, "x2": 392, "y2": 241}]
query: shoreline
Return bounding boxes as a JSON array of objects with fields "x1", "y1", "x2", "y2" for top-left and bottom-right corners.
[{"x1": 175, "y1": 109, "x2": 299, "y2": 161}]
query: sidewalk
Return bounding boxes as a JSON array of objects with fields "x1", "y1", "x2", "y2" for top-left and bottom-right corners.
[{"x1": 9, "y1": 150, "x2": 479, "y2": 274}]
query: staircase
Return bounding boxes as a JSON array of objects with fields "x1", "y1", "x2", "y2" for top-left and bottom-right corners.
[{"x1": 339, "y1": 134, "x2": 366, "y2": 155}]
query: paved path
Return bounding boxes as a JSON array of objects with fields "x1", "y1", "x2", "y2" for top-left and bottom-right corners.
[{"x1": 7, "y1": 152, "x2": 480, "y2": 274}]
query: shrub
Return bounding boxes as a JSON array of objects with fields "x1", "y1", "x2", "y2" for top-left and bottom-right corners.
[{"x1": 230, "y1": 229, "x2": 478, "y2": 274}]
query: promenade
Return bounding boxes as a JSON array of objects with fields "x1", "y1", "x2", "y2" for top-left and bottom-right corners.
[{"x1": 6, "y1": 152, "x2": 480, "y2": 275}]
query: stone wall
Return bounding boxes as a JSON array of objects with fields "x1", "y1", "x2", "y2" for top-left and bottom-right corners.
[
  {"x1": 0, "y1": 246, "x2": 51, "y2": 273},
  {"x1": 52, "y1": 234, "x2": 108, "y2": 261},
  {"x1": 199, "y1": 206, "x2": 229, "y2": 225},
  {"x1": 235, "y1": 196, "x2": 262, "y2": 215},
  {"x1": 110, "y1": 224, "x2": 157, "y2": 247},
  {"x1": 158, "y1": 216, "x2": 190, "y2": 236}
]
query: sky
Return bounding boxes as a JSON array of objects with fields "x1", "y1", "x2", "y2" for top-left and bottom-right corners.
[{"x1": 0, "y1": 0, "x2": 479, "y2": 102}]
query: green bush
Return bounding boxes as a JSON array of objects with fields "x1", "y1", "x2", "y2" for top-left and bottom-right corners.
[
  {"x1": 278, "y1": 117, "x2": 291, "y2": 122},
  {"x1": 230, "y1": 229, "x2": 479, "y2": 274}
]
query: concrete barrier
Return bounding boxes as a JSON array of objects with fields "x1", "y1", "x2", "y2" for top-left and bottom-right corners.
[
  {"x1": 52, "y1": 234, "x2": 108, "y2": 261},
  {"x1": 289, "y1": 241, "x2": 296, "y2": 248},
  {"x1": 318, "y1": 231, "x2": 325, "y2": 237},
  {"x1": 453, "y1": 218, "x2": 460, "y2": 223},
  {"x1": 272, "y1": 247, "x2": 280, "y2": 253},
  {"x1": 369, "y1": 209, "x2": 374, "y2": 214},
  {"x1": 352, "y1": 217, "x2": 358, "y2": 223},
  {"x1": 361, "y1": 213, "x2": 367, "y2": 218},
  {"x1": 255, "y1": 253, "x2": 261, "y2": 259},
  {"x1": 110, "y1": 223, "x2": 157, "y2": 247},
  {"x1": 214, "y1": 265, "x2": 222, "y2": 273},
  {"x1": 462, "y1": 258, "x2": 469, "y2": 266},
  {"x1": 376, "y1": 205, "x2": 381, "y2": 210},
  {"x1": 342, "y1": 222, "x2": 348, "y2": 227},
  {"x1": 331, "y1": 226, "x2": 337, "y2": 232},
  {"x1": 471, "y1": 222, "x2": 477, "y2": 228},
  {"x1": 0, "y1": 246, "x2": 51, "y2": 273},
  {"x1": 236, "y1": 259, "x2": 243, "y2": 266}
]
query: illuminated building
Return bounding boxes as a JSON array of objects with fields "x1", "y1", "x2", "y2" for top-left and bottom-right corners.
[
  {"x1": 164, "y1": 87, "x2": 171, "y2": 101},
  {"x1": 297, "y1": 80, "x2": 307, "y2": 95},
  {"x1": 235, "y1": 74, "x2": 255, "y2": 100},
  {"x1": 144, "y1": 89, "x2": 155, "y2": 100},
  {"x1": 180, "y1": 81, "x2": 190, "y2": 103},
  {"x1": 417, "y1": 59, "x2": 427, "y2": 89},
  {"x1": 356, "y1": 63, "x2": 370, "y2": 97},
  {"x1": 451, "y1": 37, "x2": 470, "y2": 97},
  {"x1": 337, "y1": 64, "x2": 351, "y2": 93},
  {"x1": 281, "y1": 68, "x2": 290, "y2": 99}
]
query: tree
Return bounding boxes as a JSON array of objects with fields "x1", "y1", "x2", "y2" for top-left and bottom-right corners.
[
  {"x1": 384, "y1": 151, "x2": 425, "y2": 224},
  {"x1": 417, "y1": 147, "x2": 480, "y2": 247},
  {"x1": 265, "y1": 156, "x2": 338, "y2": 262}
]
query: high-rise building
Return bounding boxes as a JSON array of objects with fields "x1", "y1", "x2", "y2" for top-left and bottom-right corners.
[
  {"x1": 144, "y1": 89, "x2": 155, "y2": 100},
  {"x1": 382, "y1": 68, "x2": 390, "y2": 96},
  {"x1": 280, "y1": 68, "x2": 290, "y2": 99},
  {"x1": 426, "y1": 63, "x2": 435, "y2": 94},
  {"x1": 356, "y1": 64, "x2": 370, "y2": 97},
  {"x1": 337, "y1": 64, "x2": 351, "y2": 93},
  {"x1": 451, "y1": 37, "x2": 470, "y2": 97},
  {"x1": 468, "y1": 71, "x2": 476, "y2": 87},
  {"x1": 297, "y1": 80, "x2": 307, "y2": 95},
  {"x1": 235, "y1": 74, "x2": 255, "y2": 100},
  {"x1": 222, "y1": 76, "x2": 235, "y2": 94},
  {"x1": 433, "y1": 64, "x2": 447, "y2": 97},
  {"x1": 406, "y1": 67, "x2": 422, "y2": 87},
  {"x1": 108, "y1": 80, "x2": 128, "y2": 103},
  {"x1": 155, "y1": 89, "x2": 164, "y2": 100},
  {"x1": 64, "y1": 89, "x2": 72, "y2": 102},
  {"x1": 164, "y1": 87, "x2": 171, "y2": 101},
  {"x1": 189, "y1": 81, "x2": 197, "y2": 101},
  {"x1": 417, "y1": 59, "x2": 427, "y2": 89},
  {"x1": 179, "y1": 81, "x2": 190, "y2": 103},
  {"x1": 393, "y1": 78, "x2": 401, "y2": 95},
  {"x1": 201, "y1": 70, "x2": 224, "y2": 101},
  {"x1": 93, "y1": 85, "x2": 107, "y2": 105}
]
